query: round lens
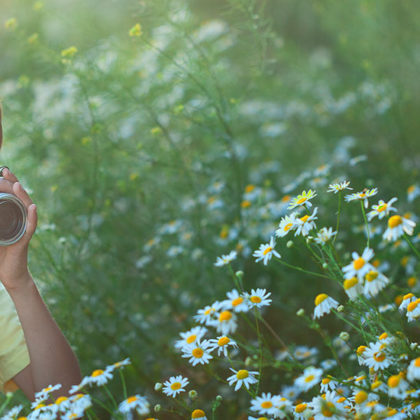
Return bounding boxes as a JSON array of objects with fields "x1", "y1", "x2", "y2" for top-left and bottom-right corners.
[{"x1": 0, "y1": 199, "x2": 24, "y2": 241}]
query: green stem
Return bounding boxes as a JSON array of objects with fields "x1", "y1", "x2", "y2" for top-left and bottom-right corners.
[
  {"x1": 404, "y1": 233, "x2": 420, "y2": 259},
  {"x1": 275, "y1": 257, "x2": 333, "y2": 280},
  {"x1": 333, "y1": 191, "x2": 342, "y2": 244},
  {"x1": 118, "y1": 370, "x2": 128, "y2": 401},
  {"x1": 360, "y1": 201, "x2": 370, "y2": 248},
  {"x1": 254, "y1": 308, "x2": 263, "y2": 395}
]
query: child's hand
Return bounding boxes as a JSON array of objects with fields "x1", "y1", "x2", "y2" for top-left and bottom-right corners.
[{"x1": 0, "y1": 168, "x2": 38, "y2": 291}]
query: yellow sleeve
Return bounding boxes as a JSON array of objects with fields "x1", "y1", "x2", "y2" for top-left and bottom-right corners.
[{"x1": 0, "y1": 284, "x2": 30, "y2": 394}]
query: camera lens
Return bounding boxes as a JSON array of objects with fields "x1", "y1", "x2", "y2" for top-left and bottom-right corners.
[{"x1": 0, "y1": 193, "x2": 27, "y2": 245}]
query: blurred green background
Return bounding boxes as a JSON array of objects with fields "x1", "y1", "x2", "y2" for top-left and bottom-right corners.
[{"x1": 1, "y1": 0, "x2": 420, "y2": 417}]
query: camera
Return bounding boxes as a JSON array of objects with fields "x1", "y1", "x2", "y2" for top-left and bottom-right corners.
[{"x1": 0, "y1": 192, "x2": 27, "y2": 246}]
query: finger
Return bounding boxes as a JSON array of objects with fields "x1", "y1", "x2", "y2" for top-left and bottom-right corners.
[
  {"x1": 25, "y1": 203, "x2": 38, "y2": 239},
  {"x1": 2, "y1": 168, "x2": 18, "y2": 183},
  {"x1": 12, "y1": 182, "x2": 34, "y2": 208}
]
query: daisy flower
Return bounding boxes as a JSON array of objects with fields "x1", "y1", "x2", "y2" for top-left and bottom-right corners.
[
  {"x1": 314, "y1": 227, "x2": 337, "y2": 245},
  {"x1": 194, "y1": 301, "x2": 223, "y2": 326},
  {"x1": 313, "y1": 294, "x2": 339, "y2": 319},
  {"x1": 181, "y1": 340, "x2": 213, "y2": 366},
  {"x1": 407, "y1": 184, "x2": 420, "y2": 202},
  {"x1": 0, "y1": 405, "x2": 24, "y2": 420},
  {"x1": 162, "y1": 375, "x2": 189, "y2": 398},
  {"x1": 191, "y1": 409, "x2": 207, "y2": 420},
  {"x1": 245, "y1": 288, "x2": 272, "y2": 309},
  {"x1": 33, "y1": 383, "x2": 62, "y2": 404},
  {"x1": 253, "y1": 236, "x2": 281, "y2": 265},
  {"x1": 288, "y1": 190, "x2": 317, "y2": 209},
  {"x1": 363, "y1": 270, "x2": 390, "y2": 298},
  {"x1": 407, "y1": 357, "x2": 420, "y2": 382},
  {"x1": 207, "y1": 336, "x2": 238, "y2": 357},
  {"x1": 76, "y1": 368, "x2": 113, "y2": 388},
  {"x1": 227, "y1": 368, "x2": 259, "y2": 391},
  {"x1": 174, "y1": 326, "x2": 207, "y2": 349},
  {"x1": 387, "y1": 374, "x2": 409, "y2": 400},
  {"x1": 342, "y1": 247, "x2": 375, "y2": 280},
  {"x1": 311, "y1": 391, "x2": 347, "y2": 420},
  {"x1": 367, "y1": 198, "x2": 397, "y2": 221},
  {"x1": 214, "y1": 250, "x2": 237, "y2": 267},
  {"x1": 61, "y1": 408, "x2": 85, "y2": 420},
  {"x1": 406, "y1": 298, "x2": 420, "y2": 322},
  {"x1": 212, "y1": 309, "x2": 238, "y2": 335},
  {"x1": 399, "y1": 293, "x2": 417, "y2": 312},
  {"x1": 345, "y1": 188, "x2": 378, "y2": 208},
  {"x1": 294, "y1": 207, "x2": 318, "y2": 237},
  {"x1": 117, "y1": 395, "x2": 150, "y2": 416},
  {"x1": 250, "y1": 392, "x2": 280, "y2": 416},
  {"x1": 343, "y1": 277, "x2": 362, "y2": 300},
  {"x1": 327, "y1": 181, "x2": 352, "y2": 194},
  {"x1": 294, "y1": 367, "x2": 323, "y2": 392},
  {"x1": 320, "y1": 376, "x2": 338, "y2": 393},
  {"x1": 275, "y1": 213, "x2": 298, "y2": 237},
  {"x1": 383, "y1": 214, "x2": 416, "y2": 242},
  {"x1": 221, "y1": 289, "x2": 250, "y2": 312},
  {"x1": 294, "y1": 402, "x2": 313, "y2": 419},
  {"x1": 105, "y1": 357, "x2": 131, "y2": 373},
  {"x1": 362, "y1": 342, "x2": 393, "y2": 371}
]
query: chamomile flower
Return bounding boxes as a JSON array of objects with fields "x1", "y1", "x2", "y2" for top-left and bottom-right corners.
[
  {"x1": 345, "y1": 188, "x2": 378, "y2": 208},
  {"x1": 191, "y1": 409, "x2": 207, "y2": 420},
  {"x1": 383, "y1": 214, "x2": 416, "y2": 242},
  {"x1": 33, "y1": 383, "x2": 62, "y2": 403},
  {"x1": 406, "y1": 298, "x2": 420, "y2": 322},
  {"x1": 342, "y1": 247, "x2": 375, "y2": 280},
  {"x1": 253, "y1": 236, "x2": 281, "y2": 265},
  {"x1": 207, "y1": 336, "x2": 238, "y2": 357},
  {"x1": 78, "y1": 368, "x2": 113, "y2": 388},
  {"x1": 294, "y1": 367, "x2": 323, "y2": 392},
  {"x1": 363, "y1": 342, "x2": 393, "y2": 371},
  {"x1": 343, "y1": 277, "x2": 362, "y2": 300},
  {"x1": 0, "y1": 405, "x2": 23, "y2": 420},
  {"x1": 117, "y1": 394, "x2": 150, "y2": 416},
  {"x1": 313, "y1": 294, "x2": 339, "y2": 319},
  {"x1": 367, "y1": 198, "x2": 397, "y2": 221},
  {"x1": 162, "y1": 375, "x2": 189, "y2": 397},
  {"x1": 387, "y1": 374, "x2": 409, "y2": 400},
  {"x1": 407, "y1": 357, "x2": 420, "y2": 382},
  {"x1": 407, "y1": 184, "x2": 420, "y2": 202},
  {"x1": 245, "y1": 288, "x2": 272, "y2": 309},
  {"x1": 275, "y1": 213, "x2": 298, "y2": 237},
  {"x1": 174, "y1": 327, "x2": 207, "y2": 349},
  {"x1": 105, "y1": 357, "x2": 131, "y2": 373},
  {"x1": 294, "y1": 402, "x2": 313, "y2": 419},
  {"x1": 227, "y1": 368, "x2": 259, "y2": 391},
  {"x1": 221, "y1": 289, "x2": 250, "y2": 312},
  {"x1": 399, "y1": 293, "x2": 417, "y2": 312},
  {"x1": 320, "y1": 376, "x2": 338, "y2": 393},
  {"x1": 314, "y1": 227, "x2": 337, "y2": 245},
  {"x1": 288, "y1": 190, "x2": 317, "y2": 209},
  {"x1": 294, "y1": 207, "x2": 318, "y2": 237},
  {"x1": 327, "y1": 181, "x2": 352, "y2": 194},
  {"x1": 250, "y1": 392, "x2": 280, "y2": 416},
  {"x1": 214, "y1": 250, "x2": 237, "y2": 267},
  {"x1": 181, "y1": 340, "x2": 213, "y2": 366},
  {"x1": 363, "y1": 270, "x2": 390, "y2": 298},
  {"x1": 194, "y1": 301, "x2": 223, "y2": 325},
  {"x1": 311, "y1": 391, "x2": 347, "y2": 420}
]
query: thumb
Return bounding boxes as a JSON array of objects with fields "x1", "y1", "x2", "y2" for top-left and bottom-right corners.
[{"x1": 25, "y1": 203, "x2": 38, "y2": 239}]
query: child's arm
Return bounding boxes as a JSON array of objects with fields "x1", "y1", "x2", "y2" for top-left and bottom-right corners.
[{"x1": 0, "y1": 168, "x2": 82, "y2": 401}]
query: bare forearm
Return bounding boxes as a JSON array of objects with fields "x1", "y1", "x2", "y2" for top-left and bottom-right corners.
[{"x1": 7, "y1": 273, "x2": 82, "y2": 398}]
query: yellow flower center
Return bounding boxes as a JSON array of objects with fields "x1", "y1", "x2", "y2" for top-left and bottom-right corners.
[
  {"x1": 204, "y1": 308, "x2": 213, "y2": 315},
  {"x1": 92, "y1": 369, "x2": 104, "y2": 377},
  {"x1": 371, "y1": 380, "x2": 382, "y2": 390},
  {"x1": 245, "y1": 184, "x2": 255, "y2": 193},
  {"x1": 263, "y1": 247, "x2": 273, "y2": 255},
  {"x1": 192, "y1": 409, "x2": 206, "y2": 419},
  {"x1": 322, "y1": 378, "x2": 331, "y2": 384},
  {"x1": 373, "y1": 352, "x2": 386, "y2": 362},
  {"x1": 315, "y1": 293, "x2": 328, "y2": 306},
  {"x1": 250, "y1": 296, "x2": 262, "y2": 303},
  {"x1": 296, "y1": 197, "x2": 307, "y2": 204},
  {"x1": 282, "y1": 195, "x2": 291, "y2": 202},
  {"x1": 170, "y1": 382, "x2": 182, "y2": 390},
  {"x1": 186, "y1": 334, "x2": 197, "y2": 344},
  {"x1": 55, "y1": 396, "x2": 68, "y2": 404},
  {"x1": 407, "y1": 301, "x2": 419, "y2": 312},
  {"x1": 305, "y1": 374, "x2": 315, "y2": 383},
  {"x1": 321, "y1": 401, "x2": 335, "y2": 417},
  {"x1": 344, "y1": 277, "x2": 358, "y2": 290},
  {"x1": 408, "y1": 185, "x2": 415, "y2": 193},
  {"x1": 300, "y1": 215, "x2": 309, "y2": 223},
  {"x1": 192, "y1": 348, "x2": 204, "y2": 358},
  {"x1": 236, "y1": 370, "x2": 249, "y2": 379},
  {"x1": 218, "y1": 336, "x2": 230, "y2": 346},
  {"x1": 261, "y1": 401, "x2": 273, "y2": 409},
  {"x1": 355, "y1": 391, "x2": 368, "y2": 404},
  {"x1": 295, "y1": 403, "x2": 307, "y2": 413},
  {"x1": 377, "y1": 203, "x2": 387, "y2": 212},
  {"x1": 232, "y1": 297, "x2": 244, "y2": 306},
  {"x1": 379, "y1": 332, "x2": 388, "y2": 340},
  {"x1": 388, "y1": 375, "x2": 400, "y2": 388},
  {"x1": 127, "y1": 396, "x2": 139, "y2": 403},
  {"x1": 388, "y1": 215, "x2": 403, "y2": 228},
  {"x1": 353, "y1": 257, "x2": 365, "y2": 270},
  {"x1": 366, "y1": 271, "x2": 378, "y2": 282},
  {"x1": 356, "y1": 345, "x2": 367, "y2": 356},
  {"x1": 403, "y1": 293, "x2": 414, "y2": 300},
  {"x1": 415, "y1": 357, "x2": 420, "y2": 367},
  {"x1": 284, "y1": 223, "x2": 293, "y2": 231},
  {"x1": 219, "y1": 311, "x2": 232, "y2": 322},
  {"x1": 241, "y1": 200, "x2": 251, "y2": 208}
]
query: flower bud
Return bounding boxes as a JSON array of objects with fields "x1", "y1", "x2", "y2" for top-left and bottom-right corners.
[
  {"x1": 154, "y1": 382, "x2": 162, "y2": 391},
  {"x1": 245, "y1": 356, "x2": 252, "y2": 366},
  {"x1": 322, "y1": 262, "x2": 328, "y2": 269},
  {"x1": 339, "y1": 332, "x2": 350, "y2": 341},
  {"x1": 235, "y1": 270, "x2": 244, "y2": 279},
  {"x1": 154, "y1": 404, "x2": 161, "y2": 412},
  {"x1": 286, "y1": 240, "x2": 294, "y2": 248},
  {"x1": 216, "y1": 395, "x2": 223, "y2": 402},
  {"x1": 189, "y1": 390, "x2": 198, "y2": 399},
  {"x1": 296, "y1": 308, "x2": 305, "y2": 317},
  {"x1": 337, "y1": 305, "x2": 344, "y2": 312}
]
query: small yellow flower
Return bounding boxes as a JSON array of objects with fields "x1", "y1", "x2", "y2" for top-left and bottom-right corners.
[
  {"x1": 129, "y1": 23, "x2": 142, "y2": 37},
  {"x1": 61, "y1": 46, "x2": 78, "y2": 58},
  {"x1": 5, "y1": 18, "x2": 17, "y2": 31},
  {"x1": 27, "y1": 33, "x2": 39, "y2": 44}
]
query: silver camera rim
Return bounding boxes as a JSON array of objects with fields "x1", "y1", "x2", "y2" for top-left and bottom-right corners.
[{"x1": 0, "y1": 193, "x2": 27, "y2": 246}]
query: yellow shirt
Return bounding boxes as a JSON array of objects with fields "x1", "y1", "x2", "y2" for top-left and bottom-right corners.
[{"x1": 0, "y1": 283, "x2": 30, "y2": 393}]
